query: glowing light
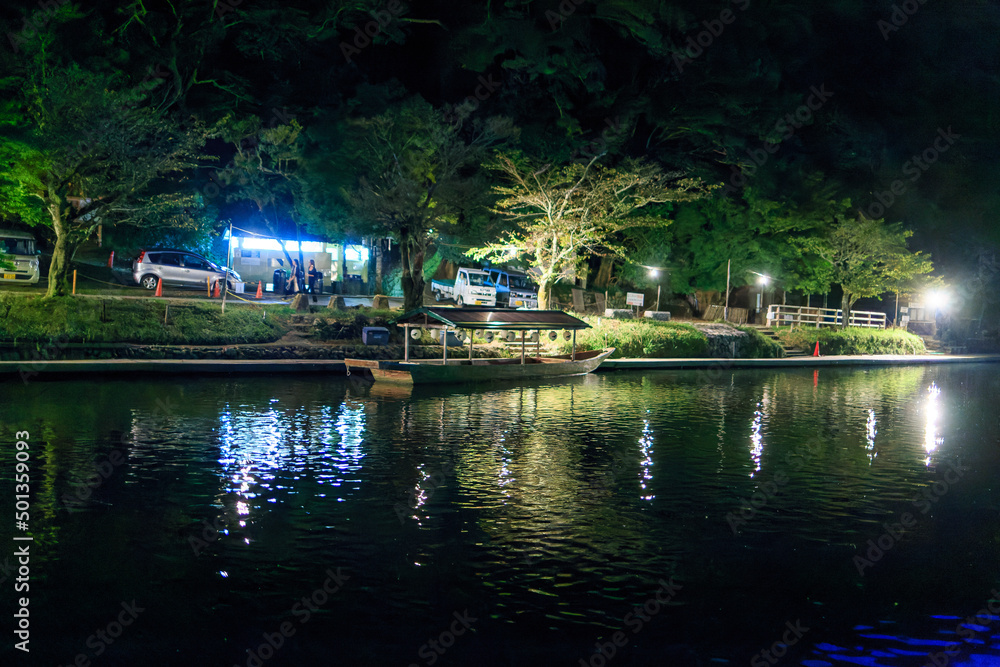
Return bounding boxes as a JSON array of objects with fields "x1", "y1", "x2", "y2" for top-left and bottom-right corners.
[
  {"x1": 925, "y1": 289, "x2": 948, "y2": 312},
  {"x1": 749, "y1": 401, "x2": 764, "y2": 476},
  {"x1": 240, "y1": 238, "x2": 325, "y2": 252},
  {"x1": 924, "y1": 382, "x2": 943, "y2": 464},
  {"x1": 639, "y1": 419, "x2": 655, "y2": 501},
  {"x1": 866, "y1": 409, "x2": 877, "y2": 464}
]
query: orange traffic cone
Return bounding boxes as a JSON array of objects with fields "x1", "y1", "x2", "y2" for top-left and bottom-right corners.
[
  {"x1": 813, "y1": 341, "x2": 820, "y2": 357},
  {"x1": 255, "y1": 281, "x2": 263, "y2": 299},
  {"x1": 212, "y1": 280, "x2": 221, "y2": 298},
  {"x1": 154, "y1": 278, "x2": 162, "y2": 297}
]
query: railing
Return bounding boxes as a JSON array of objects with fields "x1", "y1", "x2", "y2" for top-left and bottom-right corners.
[{"x1": 766, "y1": 304, "x2": 886, "y2": 329}]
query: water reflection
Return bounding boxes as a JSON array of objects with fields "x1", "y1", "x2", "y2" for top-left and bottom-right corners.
[
  {"x1": 924, "y1": 382, "x2": 943, "y2": 465},
  {"x1": 4, "y1": 366, "x2": 1000, "y2": 665},
  {"x1": 866, "y1": 408, "x2": 878, "y2": 464}
]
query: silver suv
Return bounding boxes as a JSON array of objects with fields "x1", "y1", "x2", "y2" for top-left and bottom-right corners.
[{"x1": 132, "y1": 249, "x2": 241, "y2": 290}]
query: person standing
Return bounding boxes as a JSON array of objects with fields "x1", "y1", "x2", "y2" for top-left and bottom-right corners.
[{"x1": 307, "y1": 259, "x2": 319, "y2": 302}]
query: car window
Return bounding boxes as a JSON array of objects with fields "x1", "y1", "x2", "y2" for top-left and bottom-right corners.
[
  {"x1": 182, "y1": 255, "x2": 208, "y2": 270},
  {"x1": 158, "y1": 253, "x2": 179, "y2": 266}
]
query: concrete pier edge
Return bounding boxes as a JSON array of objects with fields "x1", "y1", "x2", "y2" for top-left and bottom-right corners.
[{"x1": 3, "y1": 354, "x2": 1000, "y2": 377}]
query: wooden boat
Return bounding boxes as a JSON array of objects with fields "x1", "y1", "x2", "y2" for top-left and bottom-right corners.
[
  {"x1": 346, "y1": 348, "x2": 615, "y2": 384},
  {"x1": 344, "y1": 306, "x2": 614, "y2": 384}
]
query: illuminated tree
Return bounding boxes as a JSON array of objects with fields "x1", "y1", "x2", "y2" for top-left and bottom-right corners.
[{"x1": 468, "y1": 152, "x2": 710, "y2": 309}]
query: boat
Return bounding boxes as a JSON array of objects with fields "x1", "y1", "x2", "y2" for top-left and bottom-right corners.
[{"x1": 345, "y1": 306, "x2": 615, "y2": 384}]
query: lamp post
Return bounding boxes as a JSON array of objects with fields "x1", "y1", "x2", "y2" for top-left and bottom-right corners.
[
  {"x1": 724, "y1": 259, "x2": 731, "y2": 322},
  {"x1": 649, "y1": 268, "x2": 660, "y2": 311}
]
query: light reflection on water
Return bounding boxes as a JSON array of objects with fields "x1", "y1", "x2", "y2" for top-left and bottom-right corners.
[{"x1": 3, "y1": 364, "x2": 1000, "y2": 665}]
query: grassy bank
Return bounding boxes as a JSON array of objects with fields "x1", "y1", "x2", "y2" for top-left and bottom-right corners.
[
  {"x1": 773, "y1": 326, "x2": 927, "y2": 355},
  {"x1": 0, "y1": 294, "x2": 290, "y2": 345},
  {"x1": 555, "y1": 317, "x2": 709, "y2": 358}
]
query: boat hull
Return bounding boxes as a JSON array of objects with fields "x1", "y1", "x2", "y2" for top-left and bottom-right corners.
[{"x1": 345, "y1": 348, "x2": 615, "y2": 384}]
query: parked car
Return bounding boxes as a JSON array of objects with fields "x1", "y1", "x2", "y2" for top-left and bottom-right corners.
[
  {"x1": 0, "y1": 229, "x2": 41, "y2": 284},
  {"x1": 132, "y1": 249, "x2": 241, "y2": 290},
  {"x1": 487, "y1": 267, "x2": 539, "y2": 308}
]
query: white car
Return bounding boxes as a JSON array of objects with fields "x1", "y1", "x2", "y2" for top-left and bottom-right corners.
[{"x1": 0, "y1": 229, "x2": 41, "y2": 284}]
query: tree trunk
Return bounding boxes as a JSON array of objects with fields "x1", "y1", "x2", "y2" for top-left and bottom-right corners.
[
  {"x1": 46, "y1": 205, "x2": 73, "y2": 298},
  {"x1": 374, "y1": 239, "x2": 384, "y2": 294},
  {"x1": 46, "y1": 234, "x2": 73, "y2": 298},
  {"x1": 399, "y1": 228, "x2": 426, "y2": 312},
  {"x1": 840, "y1": 291, "x2": 851, "y2": 330},
  {"x1": 594, "y1": 256, "x2": 614, "y2": 288},
  {"x1": 537, "y1": 278, "x2": 551, "y2": 310}
]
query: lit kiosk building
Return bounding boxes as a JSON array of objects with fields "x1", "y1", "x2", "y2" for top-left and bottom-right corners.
[{"x1": 226, "y1": 229, "x2": 372, "y2": 295}]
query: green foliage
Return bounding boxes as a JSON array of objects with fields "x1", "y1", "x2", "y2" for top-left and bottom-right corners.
[
  {"x1": 555, "y1": 317, "x2": 709, "y2": 358},
  {"x1": 774, "y1": 327, "x2": 927, "y2": 356},
  {"x1": 0, "y1": 296, "x2": 287, "y2": 344}
]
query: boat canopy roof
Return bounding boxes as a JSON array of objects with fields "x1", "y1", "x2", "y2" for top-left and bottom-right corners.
[{"x1": 391, "y1": 307, "x2": 591, "y2": 331}]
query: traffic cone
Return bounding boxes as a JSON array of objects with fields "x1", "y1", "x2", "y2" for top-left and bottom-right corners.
[
  {"x1": 154, "y1": 278, "x2": 162, "y2": 297},
  {"x1": 255, "y1": 281, "x2": 263, "y2": 299},
  {"x1": 813, "y1": 341, "x2": 820, "y2": 357},
  {"x1": 212, "y1": 280, "x2": 221, "y2": 298}
]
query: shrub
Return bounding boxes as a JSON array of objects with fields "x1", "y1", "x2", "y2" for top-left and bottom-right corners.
[
  {"x1": 774, "y1": 326, "x2": 926, "y2": 355},
  {"x1": 555, "y1": 316, "x2": 709, "y2": 358}
]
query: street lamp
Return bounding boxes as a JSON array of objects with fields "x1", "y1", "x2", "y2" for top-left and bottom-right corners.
[{"x1": 751, "y1": 272, "x2": 771, "y2": 312}]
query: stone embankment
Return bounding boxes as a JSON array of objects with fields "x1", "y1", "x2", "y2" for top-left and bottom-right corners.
[{"x1": 690, "y1": 323, "x2": 755, "y2": 358}]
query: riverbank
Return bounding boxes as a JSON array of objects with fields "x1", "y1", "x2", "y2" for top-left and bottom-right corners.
[{"x1": 4, "y1": 352, "x2": 999, "y2": 378}]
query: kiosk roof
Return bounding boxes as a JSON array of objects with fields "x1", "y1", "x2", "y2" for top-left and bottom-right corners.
[{"x1": 391, "y1": 307, "x2": 591, "y2": 330}]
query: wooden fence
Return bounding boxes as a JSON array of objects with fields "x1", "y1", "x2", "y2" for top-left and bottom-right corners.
[{"x1": 765, "y1": 304, "x2": 886, "y2": 329}]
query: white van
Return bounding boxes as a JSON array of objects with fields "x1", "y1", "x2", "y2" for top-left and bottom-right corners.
[{"x1": 0, "y1": 229, "x2": 41, "y2": 284}]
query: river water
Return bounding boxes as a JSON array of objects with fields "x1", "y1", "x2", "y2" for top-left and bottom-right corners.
[{"x1": 2, "y1": 363, "x2": 1000, "y2": 666}]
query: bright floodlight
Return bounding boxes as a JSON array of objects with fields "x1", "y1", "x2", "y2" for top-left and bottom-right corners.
[
  {"x1": 649, "y1": 268, "x2": 658, "y2": 278},
  {"x1": 757, "y1": 274, "x2": 770, "y2": 285},
  {"x1": 925, "y1": 288, "x2": 948, "y2": 311}
]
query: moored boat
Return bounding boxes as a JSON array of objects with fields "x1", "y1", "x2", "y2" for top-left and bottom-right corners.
[{"x1": 345, "y1": 306, "x2": 614, "y2": 384}]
